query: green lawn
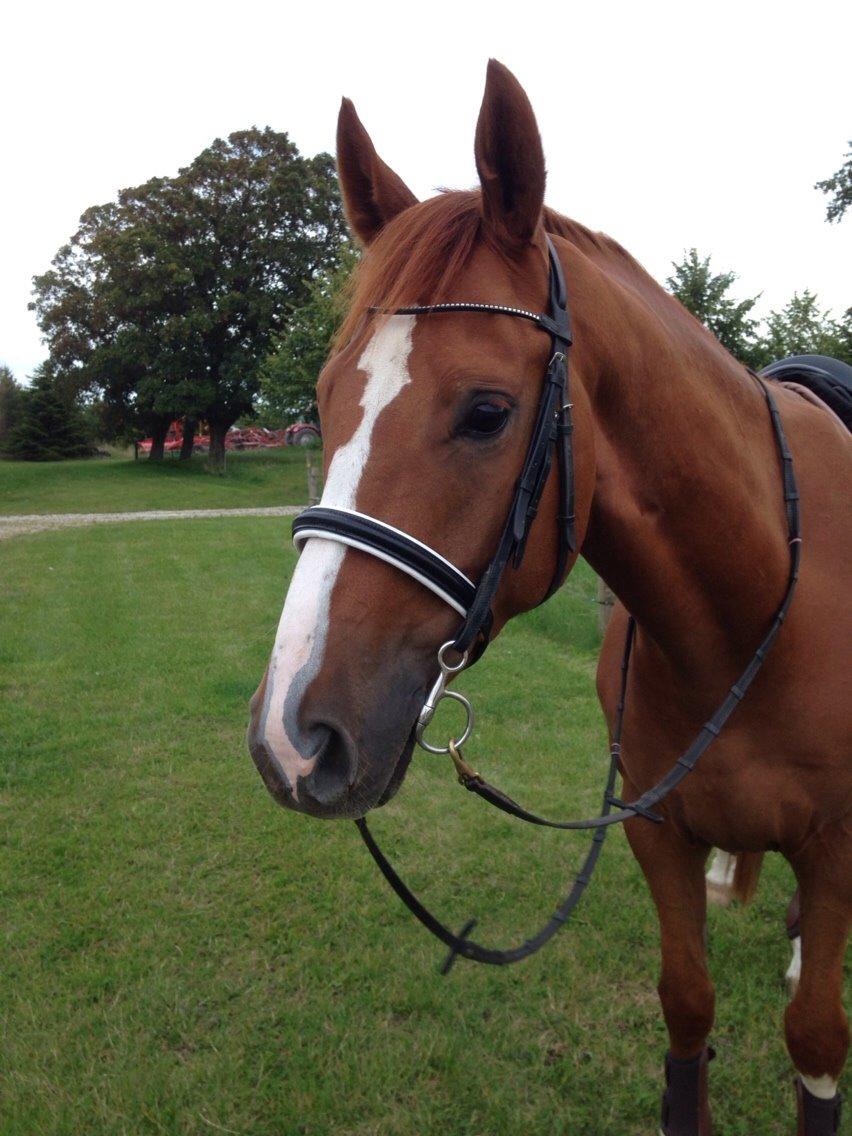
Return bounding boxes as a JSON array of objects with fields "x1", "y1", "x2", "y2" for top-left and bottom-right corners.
[
  {"x1": 0, "y1": 448, "x2": 316, "y2": 515},
  {"x1": 0, "y1": 520, "x2": 834, "y2": 1135}
]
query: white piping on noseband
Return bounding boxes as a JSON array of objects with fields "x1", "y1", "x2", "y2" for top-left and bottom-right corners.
[{"x1": 293, "y1": 506, "x2": 474, "y2": 617}]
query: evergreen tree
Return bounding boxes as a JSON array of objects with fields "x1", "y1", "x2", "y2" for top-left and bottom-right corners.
[
  {"x1": 837, "y1": 308, "x2": 852, "y2": 365},
  {"x1": 0, "y1": 365, "x2": 23, "y2": 448},
  {"x1": 3, "y1": 363, "x2": 95, "y2": 461},
  {"x1": 759, "y1": 291, "x2": 849, "y2": 365},
  {"x1": 667, "y1": 249, "x2": 762, "y2": 365},
  {"x1": 815, "y1": 143, "x2": 852, "y2": 223}
]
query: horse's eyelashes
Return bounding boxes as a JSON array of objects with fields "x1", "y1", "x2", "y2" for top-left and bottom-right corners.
[{"x1": 461, "y1": 401, "x2": 510, "y2": 438}]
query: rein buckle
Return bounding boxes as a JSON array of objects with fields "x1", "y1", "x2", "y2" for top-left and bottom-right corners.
[{"x1": 448, "y1": 740, "x2": 481, "y2": 786}]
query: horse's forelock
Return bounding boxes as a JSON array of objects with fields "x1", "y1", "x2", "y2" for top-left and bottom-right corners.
[
  {"x1": 335, "y1": 193, "x2": 644, "y2": 354},
  {"x1": 334, "y1": 191, "x2": 489, "y2": 350}
]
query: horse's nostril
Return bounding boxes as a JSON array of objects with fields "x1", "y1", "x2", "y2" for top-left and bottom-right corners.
[{"x1": 300, "y1": 725, "x2": 357, "y2": 806}]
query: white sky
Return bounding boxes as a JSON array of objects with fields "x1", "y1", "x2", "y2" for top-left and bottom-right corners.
[{"x1": 2, "y1": 0, "x2": 850, "y2": 381}]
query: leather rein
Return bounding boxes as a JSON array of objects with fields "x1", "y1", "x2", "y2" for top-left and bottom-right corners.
[{"x1": 291, "y1": 236, "x2": 802, "y2": 972}]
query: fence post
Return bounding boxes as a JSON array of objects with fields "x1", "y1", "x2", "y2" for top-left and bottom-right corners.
[
  {"x1": 597, "y1": 578, "x2": 615, "y2": 637},
  {"x1": 306, "y1": 452, "x2": 321, "y2": 506}
]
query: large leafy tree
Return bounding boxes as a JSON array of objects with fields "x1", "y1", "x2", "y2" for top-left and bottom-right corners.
[
  {"x1": 667, "y1": 249, "x2": 762, "y2": 365},
  {"x1": 257, "y1": 247, "x2": 358, "y2": 425},
  {"x1": 31, "y1": 128, "x2": 348, "y2": 470},
  {"x1": 815, "y1": 143, "x2": 852, "y2": 223}
]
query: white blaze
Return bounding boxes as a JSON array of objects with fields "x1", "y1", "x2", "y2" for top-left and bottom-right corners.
[{"x1": 256, "y1": 316, "x2": 416, "y2": 793}]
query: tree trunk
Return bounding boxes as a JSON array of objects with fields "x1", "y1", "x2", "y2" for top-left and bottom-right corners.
[
  {"x1": 179, "y1": 418, "x2": 196, "y2": 461},
  {"x1": 207, "y1": 420, "x2": 229, "y2": 474},
  {"x1": 148, "y1": 419, "x2": 169, "y2": 462}
]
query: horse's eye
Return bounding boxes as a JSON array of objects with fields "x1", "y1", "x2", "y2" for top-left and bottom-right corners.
[{"x1": 461, "y1": 401, "x2": 510, "y2": 438}]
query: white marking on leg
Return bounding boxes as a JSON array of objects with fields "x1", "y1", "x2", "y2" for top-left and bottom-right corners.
[
  {"x1": 256, "y1": 316, "x2": 416, "y2": 795},
  {"x1": 705, "y1": 849, "x2": 737, "y2": 905},
  {"x1": 786, "y1": 935, "x2": 801, "y2": 994},
  {"x1": 800, "y1": 1073, "x2": 839, "y2": 1100},
  {"x1": 706, "y1": 849, "x2": 736, "y2": 887}
]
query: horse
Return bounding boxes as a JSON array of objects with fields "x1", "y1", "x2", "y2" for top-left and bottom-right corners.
[{"x1": 247, "y1": 60, "x2": 851, "y2": 1135}]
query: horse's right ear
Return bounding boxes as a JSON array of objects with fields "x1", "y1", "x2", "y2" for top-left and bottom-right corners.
[{"x1": 336, "y1": 99, "x2": 418, "y2": 246}]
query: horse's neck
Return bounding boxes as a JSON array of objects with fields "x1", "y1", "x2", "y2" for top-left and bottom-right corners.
[{"x1": 576, "y1": 265, "x2": 788, "y2": 679}]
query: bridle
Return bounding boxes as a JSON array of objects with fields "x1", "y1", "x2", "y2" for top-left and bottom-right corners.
[
  {"x1": 291, "y1": 235, "x2": 802, "y2": 972},
  {"x1": 294, "y1": 235, "x2": 577, "y2": 658}
]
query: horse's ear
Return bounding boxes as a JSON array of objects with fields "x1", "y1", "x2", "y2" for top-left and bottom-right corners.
[
  {"x1": 474, "y1": 60, "x2": 546, "y2": 248},
  {"x1": 336, "y1": 98, "x2": 418, "y2": 246}
]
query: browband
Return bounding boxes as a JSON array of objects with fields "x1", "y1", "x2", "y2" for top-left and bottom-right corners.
[{"x1": 292, "y1": 506, "x2": 476, "y2": 616}]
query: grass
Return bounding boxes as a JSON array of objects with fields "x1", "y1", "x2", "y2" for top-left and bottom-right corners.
[
  {"x1": 0, "y1": 519, "x2": 844, "y2": 1136},
  {"x1": 0, "y1": 448, "x2": 318, "y2": 515}
]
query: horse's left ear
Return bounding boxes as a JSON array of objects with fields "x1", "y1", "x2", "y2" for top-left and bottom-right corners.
[
  {"x1": 475, "y1": 60, "x2": 546, "y2": 248},
  {"x1": 337, "y1": 98, "x2": 419, "y2": 246}
]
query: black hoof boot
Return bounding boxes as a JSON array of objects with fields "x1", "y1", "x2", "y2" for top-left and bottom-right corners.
[
  {"x1": 796, "y1": 1078, "x2": 842, "y2": 1136},
  {"x1": 661, "y1": 1046, "x2": 714, "y2": 1136}
]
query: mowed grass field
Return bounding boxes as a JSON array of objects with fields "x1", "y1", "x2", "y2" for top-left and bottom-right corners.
[
  {"x1": 0, "y1": 448, "x2": 314, "y2": 515},
  {"x1": 0, "y1": 461, "x2": 840, "y2": 1135}
]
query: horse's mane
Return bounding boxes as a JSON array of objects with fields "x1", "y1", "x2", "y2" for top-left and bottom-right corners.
[{"x1": 334, "y1": 190, "x2": 639, "y2": 350}]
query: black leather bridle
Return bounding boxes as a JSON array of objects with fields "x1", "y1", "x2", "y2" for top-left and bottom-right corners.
[
  {"x1": 293, "y1": 235, "x2": 576, "y2": 657},
  {"x1": 290, "y1": 237, "x2": 802, "y2": 972}
]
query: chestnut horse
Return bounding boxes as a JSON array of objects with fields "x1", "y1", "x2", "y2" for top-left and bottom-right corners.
[{"x1": 248, "y1": 62, "x2": 851, "y2": 1135}]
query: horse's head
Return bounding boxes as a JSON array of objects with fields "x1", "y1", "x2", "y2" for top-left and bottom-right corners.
[{"x1": 248, "y1": 61, "x2": 594, "y2": 818}]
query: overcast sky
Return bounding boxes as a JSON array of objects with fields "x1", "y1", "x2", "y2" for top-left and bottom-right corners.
[{"x1": 2, "y1": 0, "x2": 849, "y2": 380}]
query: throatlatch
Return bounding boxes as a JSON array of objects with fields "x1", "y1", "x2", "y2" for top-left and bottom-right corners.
[{"x1": 291, "y1": 236, "x2": 802, "y2": 971}]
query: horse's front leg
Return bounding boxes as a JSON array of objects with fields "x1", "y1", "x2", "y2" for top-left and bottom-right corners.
[
  {"x1": 625, "y1": 798, "x2": 714, "y2": 1136},
  {"x1": 785, "y1": 821, "x2": 850, "y2": 1135}
]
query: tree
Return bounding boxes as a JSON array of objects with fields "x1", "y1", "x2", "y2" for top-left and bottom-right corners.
[
  {"x1": 759, "y1": 291, "x2": 850, "y2": 365},
  {"x1": 815, "y1": 143, "x2": 852, "y2": 223},
  {"x1": 666, "y1": 249, "x2": 762, "y2": 365},
  {"x1": 0, "y1": 365, "x2": 23, "y2": 448},
  {"x1": 31, "y1": 128, "x2": 349, "y2": 471},
  {"x1": 179, "y1": 419, "x2": 197, "y2": 461},
  {"x1": 837, "y1": 308, "x2": 852, "y2": 365},
  {"x1": 257, "y1": 248, "x2": 358, "y2": 425},
  {"x1": 3, "y1": 363, "x2": 95, "y2": 461}
]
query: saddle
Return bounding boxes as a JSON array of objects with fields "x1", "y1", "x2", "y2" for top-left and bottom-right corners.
[{"x1": 761, "y1": 354, "x2": 852, "y2": 432}]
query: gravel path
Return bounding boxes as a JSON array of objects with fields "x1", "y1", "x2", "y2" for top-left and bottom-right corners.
[{"x1": 0, "y1": 505, "x2": 303, "y2": 541}]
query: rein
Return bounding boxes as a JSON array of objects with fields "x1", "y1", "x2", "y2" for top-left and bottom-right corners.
[{"x1": 291, "y1": 238, "x2": 802, "y2": 972}]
